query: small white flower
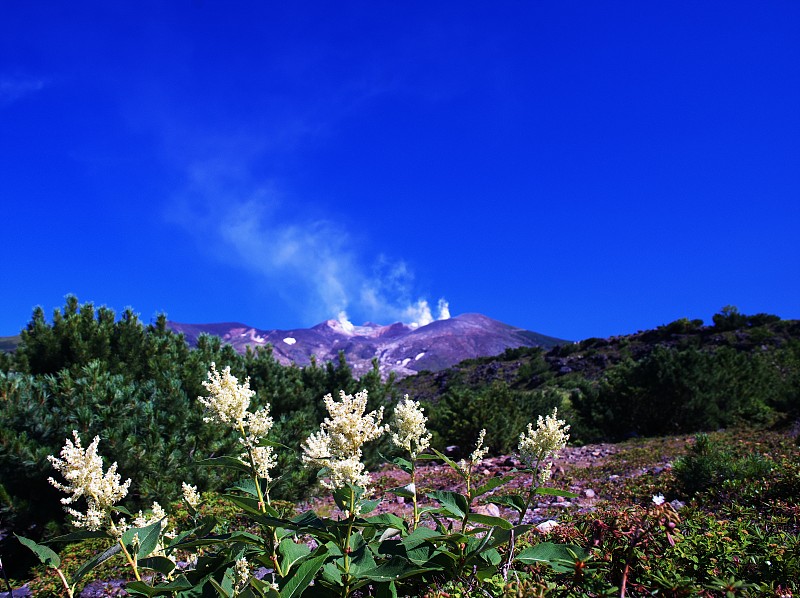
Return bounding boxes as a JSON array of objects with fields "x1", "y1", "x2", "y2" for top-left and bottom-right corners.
[
  {"x1": 182, "y1": 482, "x2": 201, "y2": 508},
  {"x1": 518, "y1": 408, "x2": 570, "y2": 486},
  {"x1": 48, "y1": 431, "x2": 131, "y2": 531},
  {"x1": 247, "y1": 445, "x2": 276, "y2": 482},
  {"x1": 470, "y1": 429, "x2": 489, "y2": 463},
  {"x1": 652, "y1": 493, "x2": 666, "y2": 506},
  {"x1": 235, "y1": 557, "x2": 250, "y2": 590},
  {"x1": 302, "y1": 389, "x2": 387, "y2": 491},
  {"x1": 198, "y1": 363, "x2": 254, "y2": 428},
  {"x1": 391, "y1": 396, "x2": 432, "y2": 458},
  {"x1": 245, "y1": 407, "x2": 273, "y2": 440}
]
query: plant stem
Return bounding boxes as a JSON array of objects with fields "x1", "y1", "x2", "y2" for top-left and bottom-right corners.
[
  {"x1": 342, "y1": 488, "x2": 357, "y2": 597},
  {"x1": 238, "y1": 423, "x2": 283, "y2": 578},
  {"x1": 54, "y1": 567, "x2": 74, "y2": 598},
  {"x1": 517, "y1": 456, "x2": 543, "y2": 525},
  {"x1": 0, "y1": 557, "x2": 13, "y2": 598},
  {"x1": 411, "y1": 459, "x2": 419, "y2": 531},
  {"x1": 117, "y1": 538, "x2": 141, "y2": 582}
]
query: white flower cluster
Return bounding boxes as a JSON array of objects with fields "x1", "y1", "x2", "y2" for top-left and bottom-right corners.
[
  {"x1": 132, "y1": 501, "x2": 167, "y2": 530},
  {"x1": 391, "y1": 396, "x2": 432, "y2": 458},
  {"x1": 182, "y1": 482, "x2": 201, "y2": 508},
  {"x1": 518, "y1": 408, "x2": 570, "y2": 485},
  {"x1": 458, "y1": 428, "x2": 489, "y2": 473},
  {"x1": 235, "y1": 557, "x2": 250, "y2": 590},
  {"x1": 48, "y1": 431, "x2": 131, "y2": 531},
  {"x1": 198, "y1": 363, "x2": 255, "y2": 427},
  {"x1": 302, "y1": 390, "x2": 386, "y2": 491},
  {"x1": 199, "y1": 363, "x2": 276, "y2": 481}
]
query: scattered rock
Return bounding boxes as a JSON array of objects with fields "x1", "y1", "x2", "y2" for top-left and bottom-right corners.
[
  {"x1": 583, "y1": 489, "x2": 596, "y2": 499},
  {"x1": 536, "y1": 520, "x2": 559, "y2": 533},
  {"x1": 473, "y1": 504, "x2": 501, "y2": 517}
]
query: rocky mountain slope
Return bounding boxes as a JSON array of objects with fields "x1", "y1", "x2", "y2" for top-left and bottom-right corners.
[{"x1": 167, "y1": 313, "x2": 565, "y2": 378}]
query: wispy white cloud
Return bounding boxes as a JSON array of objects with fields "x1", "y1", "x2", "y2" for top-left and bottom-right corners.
[
  {"x1": 0, "y1": 76, "x2": 46, "y2": 106},
  {"x1": 171, "y1": 162, "x2": 448, "y2": 327}
]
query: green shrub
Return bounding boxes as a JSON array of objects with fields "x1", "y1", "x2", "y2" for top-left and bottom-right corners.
[{"x1": 672, "y1": 433, "x2": 773, "y2": 496}]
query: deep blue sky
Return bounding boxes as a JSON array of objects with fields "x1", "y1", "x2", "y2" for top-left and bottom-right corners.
[{"x1": 2, "y1": 1, "x2": 798, "y2": 340}]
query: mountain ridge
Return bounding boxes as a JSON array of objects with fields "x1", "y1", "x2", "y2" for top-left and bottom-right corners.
[{"x1": 166, "y1": 313, "x2": 566, "y2": 378}]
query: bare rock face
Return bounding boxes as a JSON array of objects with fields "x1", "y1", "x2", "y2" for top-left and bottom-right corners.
[{"x1": 168, "y1": 313, "x2": 565, "y2": 378}]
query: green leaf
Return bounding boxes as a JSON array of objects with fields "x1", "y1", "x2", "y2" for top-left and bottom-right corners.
[
  {"x1": 16, "y1": 535, "x2": 60, "y2": 568},
  {"x1": 358, "y1": 498, "x2": 381, "y2": 515},
  {"x1": 482, "y1": 548, "x2": 502, "y2": 566},
  {"x1": 429, "y1": 448, "x2": 461, "y2": 473},
  {"x1": 399, "y1": 527, "x2": 439, "y2": 566},
  {"x1": 426, "y1": 490, "x2": 468, "y2": 519},
  {"x1": 375, "y1": 580, "x2": 398, "y2": 598},
  {"x1": 138, "y1": 556, "x2": 177, "y2": 575},
  {"x1": 280, "y1": 551, "x2": 328, "y2": 598},
  {"x1": 386, "y1": 485, "x2": 415, "y2": 499},
  {"x1": 121, "y1": 518, "x2": 164, "y2": 559},
  {"x1": 321, "y1": 561, "x2": 342, "y2": 586},
  {"x1": 534, "y1": 487, "x2": 578, "y2": 499},
  {"x1": 229, "y1": 478, "x2": 262, "y2": 497},
  {"x1": 166, "y1": 530, "x2": 264, "y2": 552},
  {"x1": 199, "y1": 455, "x2": 253, "y2": 475},
  {"x1": 391, "y1": 456, "x2": 413, "y2": 474},
  {"x1": 71, "y1": 542, "x2": 121, "y2": 585},
  {"x1": 358, "y1": 558, "x2": 439, "y2": 582},
  {"x1": 45, "y1": 530, "x2": 111, "y2": 544},
  {"x1": 258, "y1": 437, "x2": 292, "y2": 450},
  {"x1": 209, "y1": 575, "x2": 232, "y2": 598},
  {"x1": 515, "y1": 542, "x2": 589, "y2": 573},
  {"x1": 363, "y1": 513, "x2": 407, "y2": 533},
  {"x1": 487, "y1": 494, "x2": 527, "y2": 515},
  {"x1": 125, "y1": 576, "x2": 193, "y2": 597},
  {"x1": 466, "y1": 513, "x2": 513, "y2": 529},
  {"x1": 223, "y1": 493, "x2": 264, "y2": 517},
  {"x1": 278, "y1": 538, "x2": 310, "y2": 575},
  {"x1": 348, "y1": 543, "x2": 377, "y2": 576},
  {"x1": 332, "y1": 484, "x2": 364, "y2": 513}
]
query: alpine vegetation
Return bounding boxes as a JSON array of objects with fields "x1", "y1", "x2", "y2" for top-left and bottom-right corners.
[
  {"x1": 301, "y1": 389, "x2": 387, "y2": 492},
  {"x1": 47, "y1": 431, "x2": 132, "y2": 533},
  {"x1": 199, "y1": 362, "x2": 276, "y2": 484},
  {"x1": 518, "y1": 407, "x2": 571, "y2": 487},
  {"x1": 389, "y1": 396, "x2": 432, "y2": 529}
]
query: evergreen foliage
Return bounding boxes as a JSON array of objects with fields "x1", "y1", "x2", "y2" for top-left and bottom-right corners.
[{"x1": 0, "y1": 297, "x2": 395, "y2": 554}]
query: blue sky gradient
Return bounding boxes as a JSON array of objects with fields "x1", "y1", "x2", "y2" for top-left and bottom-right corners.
[{"x1": 2, "y1": 1, "x2": 798, "y2": 340}]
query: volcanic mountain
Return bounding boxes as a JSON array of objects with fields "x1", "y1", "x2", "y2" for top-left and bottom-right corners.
[{"x1": 167, "y1": 313, "x2": 565, "y2": 378}]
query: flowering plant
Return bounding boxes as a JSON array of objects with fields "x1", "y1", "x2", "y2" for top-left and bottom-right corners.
[
  {"x1": 301, "y1": 389, "x2": 386, "y2": 493},
  {"x1": 18, "y1": 373, "x2": 584, "y2": 598}
]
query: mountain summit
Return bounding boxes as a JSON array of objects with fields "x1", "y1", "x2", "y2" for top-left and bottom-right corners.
[{"x1": 168, "y1": 313, "x2": 565, "y2": 378}]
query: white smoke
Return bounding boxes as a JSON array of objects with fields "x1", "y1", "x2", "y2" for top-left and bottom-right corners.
[
  {"x1": 337, "y1": 310, "x2": 355, "y2": 332},
  {"x1": 174, "y1": 172, "x2": 450, "y2": 327},
  {"x1": 404, "y1": 300, "x2": 434, "y2": 329},
  {"x1": 437, "y1": 299, "x2": 451, "y2": 320}
]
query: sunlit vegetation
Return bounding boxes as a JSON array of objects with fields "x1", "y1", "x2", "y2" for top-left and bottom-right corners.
[{"x1": 1, "y1": 298, "x2": 798, "y2": 595}]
